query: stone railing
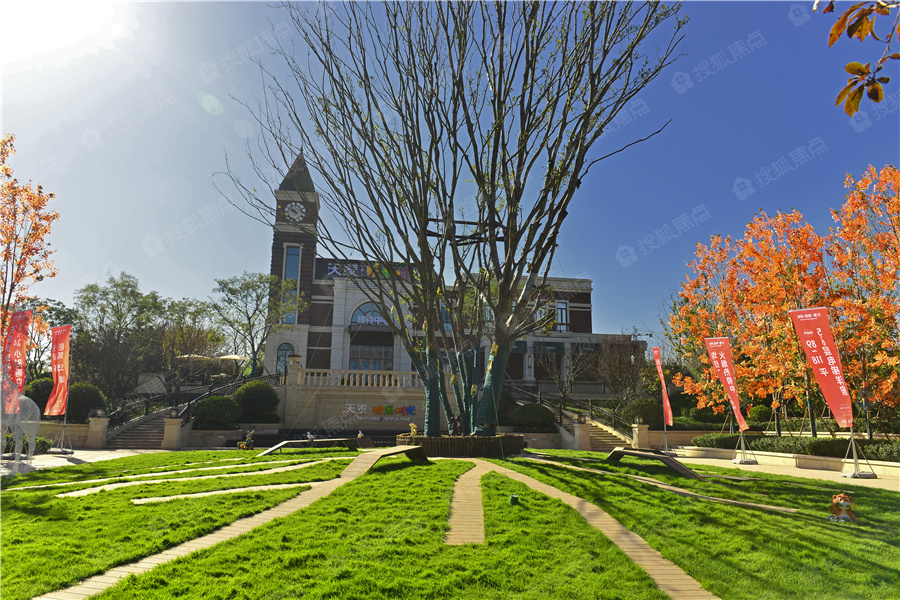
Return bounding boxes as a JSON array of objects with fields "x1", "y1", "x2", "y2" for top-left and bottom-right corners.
[{"x1": 289, "y1": 369, "x2": 448, "y2": 389}]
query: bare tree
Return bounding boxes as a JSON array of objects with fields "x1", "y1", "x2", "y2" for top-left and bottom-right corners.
[{"x1": 222, "y1": 0, "x2": 687, "y2": 435}]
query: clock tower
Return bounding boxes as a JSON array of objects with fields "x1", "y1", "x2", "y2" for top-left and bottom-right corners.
[{"x1": 265, "y1": 152, "x2": 320, "y2": 375}]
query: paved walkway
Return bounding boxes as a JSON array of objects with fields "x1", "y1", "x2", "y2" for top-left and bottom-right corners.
[{"x1": 444, "y1": 459, "x2": 720, "y2": 600}]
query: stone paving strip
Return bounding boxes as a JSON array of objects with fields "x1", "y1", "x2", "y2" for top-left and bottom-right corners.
[
  {"x1": 32, "y1": 477, "x2": 351, "y2": 600},
  {"x1": 445, "y1": 459, "x2": 721, "y2": 600},
  {"x1": 444, "y1": 462, "x2": 494, "y2": 545},
  {"x1": 131, "y1": 481, "x2": 331, "y2": 504},
  {"x1": 522, "y1": 455, "x2": 798, "y2": 514},
  {"x1": 56, "y1": 459, "x2": 348, "y2": 498},
  {"x1": 8, "y1": 459, "x2": 303, "y2": 492}
]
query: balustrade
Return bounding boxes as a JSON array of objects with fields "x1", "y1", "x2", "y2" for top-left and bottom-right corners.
[{"x1": 291, "y1": 369, "x2": 448, "y2": 389}]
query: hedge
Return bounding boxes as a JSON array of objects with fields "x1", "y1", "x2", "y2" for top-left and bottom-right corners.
[
  {"x1": 192, "y1": 395, "x2": 241, "y2": 430},
  {"x1": 232, "y1": 381, "x2": 281, "y2": 422},
  {"x1": 691, "y1": 433, "x2": 900, "y2": 463}
]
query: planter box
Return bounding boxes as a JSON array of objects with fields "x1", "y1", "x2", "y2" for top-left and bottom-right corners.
[
  {"x1": 396, "y1": 434, "x2": 524, "y2": 458},
  {"x1": 188, "y1": 428, "x2": 245, "y2": 448}
]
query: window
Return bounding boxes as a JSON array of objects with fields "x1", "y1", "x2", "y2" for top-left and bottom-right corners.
[
  {"x1": 349, "y1": 345, "x2": 393, "y2": 371},
  {"x1": 556, "y1": 301, "x2": 568, "y2": 332},
  {"x1": 351, "y1": 302, "x2": 388, "y2": 326},
  {"x1": 276, "y1": 343, "x2": 295, "y2": 374},
  {"x1": 282, "y1": 246, "x2": 301, "y2": 324}
]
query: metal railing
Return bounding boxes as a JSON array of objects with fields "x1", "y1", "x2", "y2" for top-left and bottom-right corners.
[{"x1": 107, "y1": 390, "x2": 190, "y2": 429}]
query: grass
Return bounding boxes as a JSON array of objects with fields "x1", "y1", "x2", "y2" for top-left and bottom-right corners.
[
  {"x1": 92, "y1": 458, "x2": 669, "y2": 600},
  {"x1": 4, "y1": 448, "x2": 899, "y2": 600},
  {"x1": 503, "y1": 450, "x2": 900, "y2": 600}
]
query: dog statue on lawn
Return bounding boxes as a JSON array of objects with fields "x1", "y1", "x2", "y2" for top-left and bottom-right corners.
[{"x1": 828, "y1": 493, "x2": 860, "y2": 523}]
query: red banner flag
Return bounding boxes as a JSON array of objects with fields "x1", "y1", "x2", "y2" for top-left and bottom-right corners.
[
  {"x1": 44, "y1": 325, "x2": 72, "y2": 416},
  {"x1": 652, "y1": 347, "x2": 673, "y2": 426},
  {"x1": 789, "y1": 308, "x2": 854, "y2": 428},
  {"x1": 2, "y1": 310, "x2": 33, "y2": 413},
  {"x1": 703, "y1": 337, "x2": 749, "y2": 432}
]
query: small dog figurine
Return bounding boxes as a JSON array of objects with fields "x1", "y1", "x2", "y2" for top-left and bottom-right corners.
[{"x1": 828, "y1": 493, "x2": 860, "y2": 523}]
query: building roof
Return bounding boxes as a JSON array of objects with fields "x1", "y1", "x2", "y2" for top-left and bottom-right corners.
[{"x1": 278, "y1": 152, "x2": 316, "y2": 193}]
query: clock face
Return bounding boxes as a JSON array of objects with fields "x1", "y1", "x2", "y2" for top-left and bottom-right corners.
[{"x1": 285, "y1": 202, "x2": 307, "y2": 222}]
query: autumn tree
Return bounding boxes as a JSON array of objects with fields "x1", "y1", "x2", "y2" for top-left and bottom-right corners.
[
  {"x1": 18, "y1": 297, "x2": 77, "y2": 380},
  {"x1": 829, "y1": 165, "x2": 900, "y2": 420},
  {"x1": 816, "y1": 0, "x2": 900, "y2": 115},
  {"x1": 669, "y1": 166, "x2": 900, "y2": 432},
  {"x1": 1, "y1": 134, "x2": 60, "y2": 344}
]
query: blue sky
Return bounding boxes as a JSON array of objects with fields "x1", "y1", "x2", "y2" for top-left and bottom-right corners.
[{"x1": 2, "y1": 1, "x2": 898, "y2": 343}]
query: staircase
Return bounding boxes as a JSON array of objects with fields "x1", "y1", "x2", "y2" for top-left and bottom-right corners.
[
  {"x1": 589, "y1": 424, "x2": 627, "y2": 452},
  {"x1": 105, "y1": 415, "x2": 167, "y2": 450}
]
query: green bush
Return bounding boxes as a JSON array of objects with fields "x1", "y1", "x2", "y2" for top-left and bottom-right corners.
[
  {"x1": 690, "y1": 433, "x2": 900, "y2": 462},
  {"x1": 620, "y1": 398, "x2": 664, "y2": 430},
  {"x1": 24, "y1": 378, "x2": 55, "y2": 414},
  {"x1": 192, "y1": 395, "x2": 241, "y2": 430},
  {"x1": 4, "y1": 433, "x2": 53, "y2": 454},
  {"x1": 512, "y1": 403, "x2": 558, "y2": 433},
  {"x1": 688, "y1": 406, "x2": 726, "y2": 423},
  {"x1": 747, "y1": 405, "x2": 772, "y2": 422},
  {"x1": 66, "y1": 383, "x2": 106, "y2": 424},
  {"x1": 232, "y1": 381, "x2": 281, "y2": 422}
]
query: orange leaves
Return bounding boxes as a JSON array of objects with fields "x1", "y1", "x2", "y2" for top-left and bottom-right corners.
[
  {"x1": 821, "y1": 1, "x2": 899, "y2": 115},
  {"x1": 670, "y1": 165, "x2": 900, "y2": 411},
  {"x1": 1, "y1": 134, "x2": 60, "y2": 343}
]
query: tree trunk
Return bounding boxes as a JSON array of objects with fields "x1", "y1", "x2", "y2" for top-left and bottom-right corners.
[{"x1": 474, "y1": 343, "x2": 511, "y2": 436}]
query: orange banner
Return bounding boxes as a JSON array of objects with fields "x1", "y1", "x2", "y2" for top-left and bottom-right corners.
[
  {"x1": 789, "y1": 308, "x2": 853, "y2": 428},
  {"x1": 703, "y1": 337, "x2": 749, "y2": 431},
  {"x1": 2, "y1": 310, "x2": 32, "y2": 413},
  {"x1": 652, "y1": 347, "x2": 673, "y2": 426},
  {"x1": 44, "y1": 325, "x2": 72, "y2": 416}
]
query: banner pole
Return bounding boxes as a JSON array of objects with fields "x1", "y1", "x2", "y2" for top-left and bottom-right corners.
[
  {"x1": 841, "y1": 429, "x2": 876, "y2": 479},
  {"x1": 732, "y1": 430, "x2": 758, "y2": 465}
]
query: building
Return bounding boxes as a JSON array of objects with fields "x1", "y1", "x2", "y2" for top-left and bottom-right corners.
[{"x1": 263, "y1": 154, "x2": 646, "y2": 434}]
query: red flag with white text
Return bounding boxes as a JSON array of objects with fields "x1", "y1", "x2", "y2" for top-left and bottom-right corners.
[
  {"x1": 703, "y1": 337, "x2": 749, "y2": 431},
  {"x1": 2, "y1": 310, "x2": 33, "y2": 413},
  {"x1": 652, "y1": 347, "x2": 673, "y2": 426},
  {"x1": 789, "y1": 308, "x2": 853, "y2": 428},
  {"x1": 44, "y1": 325, "x2": 72, "y2": 416}
]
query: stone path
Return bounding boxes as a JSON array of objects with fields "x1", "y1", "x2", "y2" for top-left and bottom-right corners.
[
  {"x1": 132, "y1": 481, "x2": 326, "y2": 505},
  {"x1": 56, "y1": 459, "x2": 341, "y2": 498},
  {"x1": 522, "y1": 455, "x2": 798, "y2": 514},
  {"x1": 445, "y1": 459, "x2": 721, "y2": 600}
]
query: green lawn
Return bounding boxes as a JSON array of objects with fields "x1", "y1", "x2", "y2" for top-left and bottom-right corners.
[{"x1": 3, "y1": 448, "x2": 898, "y2": 600}]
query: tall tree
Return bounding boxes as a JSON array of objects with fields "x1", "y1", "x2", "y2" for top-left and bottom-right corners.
[
  {"x1": 159, "y1": 298, "x2": 225, "y2": 381},
  {"x1": 1, "y1": 134, "x2": 60, "y2": 343},
  {"x1": 209, "y1": 272, "x2": 304, "y2": 377},
  {"x1": 225, "y1": 0, "x2": 687, "y2": 435},
  {"x1": 71, "y1": 272, "x2": 165, "y2": 405}
]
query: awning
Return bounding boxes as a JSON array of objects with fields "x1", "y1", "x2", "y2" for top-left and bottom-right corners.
[
  {"x1": 573, "y1": 343, "x2": 602, "y2": 355},
  {"x1": 534, "y1": 341, "x2": 565, "y2": 354},
  {"x1": 511, "y1": 341, "x2": 528, "y2": 354}
]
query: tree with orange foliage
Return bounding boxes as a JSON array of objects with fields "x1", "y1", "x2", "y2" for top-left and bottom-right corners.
[
  {"x1": 670, "y1": 165, "x2": 900, "y2": 434},
  {"x1": 1, "y1": 134, "x2": 60, "y2": 345},
  {"x1": 829, "y1": 165, "x2": 900, "y2": 418}
]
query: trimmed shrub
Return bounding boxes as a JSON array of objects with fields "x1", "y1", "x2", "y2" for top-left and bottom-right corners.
[
  {"x1": 233, "y1": 381, "x2": 281, "y2": 422},
  {"x1": 688, "y1": 406, "x2": 726, "y2": 423},
  {"x1": 25, "y1": 378, "x2": 55, "y2": 414},
  {"x1": 512, "y1": 403, "x2": 558, "y2": 433},
  {"x1": 66, "y1": 383, "x2": 106, "y2": 424},
  {"x1": 192, "y1": 395, "x2": 241, "y2": 430},
  {"x1": 4, "y1": 433, "x2": 53, "y2": 454},
  {"x1": 747, "y1": 405, "x2": 772, "y2": 422},
  {"x1": 620, "y1": 398, "x2": 664, "y2": 430},
  {"x1": 691, "y1": 433, "x2": 900, "y2": 463}
]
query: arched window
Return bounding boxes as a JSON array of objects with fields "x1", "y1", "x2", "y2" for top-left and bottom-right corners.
[
  {"x1": 276, "y1": 343, "x2": 295, "y2": 374},
  {"x1": 350, "y1": 302, "x2": 387, "y2": 326}
]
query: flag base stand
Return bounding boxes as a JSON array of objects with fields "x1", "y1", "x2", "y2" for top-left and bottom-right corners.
[
  {"x1": 47, "y1": 417, "x2": 74, "y2": 455},
  {"x1": 731, "y1": 431, "x2": 758, "y2": 465},
  {"x1": 840, "y1": 434, "x2": 876, "y2": 479},
  {"x1": 656, "y1": 426, "x2": 676, "y2": 457}
]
